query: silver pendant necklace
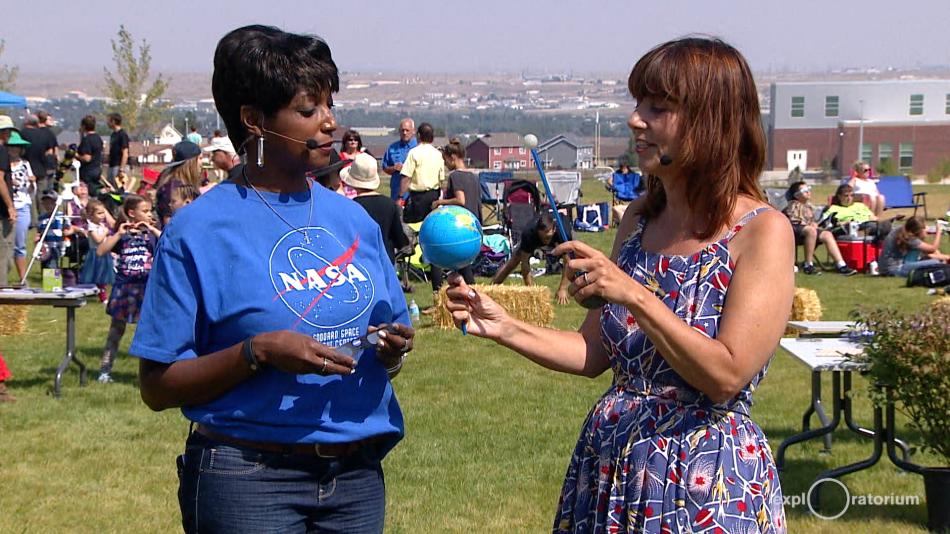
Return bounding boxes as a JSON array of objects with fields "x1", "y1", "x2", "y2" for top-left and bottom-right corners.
[{"x1": 242, "y1": 166, "x2": 314, "y2": 244}]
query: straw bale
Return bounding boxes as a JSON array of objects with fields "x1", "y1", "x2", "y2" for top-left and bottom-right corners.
[
  {"x1": 0, "y1": 306, "x2": 29, "y2": 336},
  {"x1": 433, "y1": 284, "x2": 553, "y2": 329},
  {"x1": 785, "y1": 287, "x2": 822, "y2": 336},
  {"x1": 931, "y1": 295, "x2": 950, "y2": 313}
]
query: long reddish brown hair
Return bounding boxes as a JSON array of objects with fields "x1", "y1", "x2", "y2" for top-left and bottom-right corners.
[{"x1": 630, "y1": 37, "x2": 766, "y2": 239}]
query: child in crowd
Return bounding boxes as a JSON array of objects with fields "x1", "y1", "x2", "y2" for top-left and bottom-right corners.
[
  {"x1": 95, "y1": 195, "x2": 161, "y2": 383},
  {"x1": 37, "y1": 191, "x2": 81, "y2": 287},
  {"x1": 168, "y1": 183, "x2": 200, "y2": 216},
  {"x1": 7, "y1": 131, "x2": 35, "y2": 282},
  {"x1": 78, "y1": 199, "x2": 115, "y2": 303},
  {"x1": 879, "y1": 216, "x2": 949, "y2": 277}
]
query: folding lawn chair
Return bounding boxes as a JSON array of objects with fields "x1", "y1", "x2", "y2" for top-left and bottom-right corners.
[
  {"x1": 479, "y1": 171, "x2": 512, "y2": 225},
  {"x1": 877, "y1": 176, "x2": 927, "y2": 218}
]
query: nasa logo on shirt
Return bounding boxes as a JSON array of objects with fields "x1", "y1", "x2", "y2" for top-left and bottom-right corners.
[{"x1": 269, "y1": 227, "x2": 375, "y2": 329}]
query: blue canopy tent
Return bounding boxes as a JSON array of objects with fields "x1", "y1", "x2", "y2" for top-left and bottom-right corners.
[{"x1": 0, "y1": 90, "x2": 27, "y2": 108}]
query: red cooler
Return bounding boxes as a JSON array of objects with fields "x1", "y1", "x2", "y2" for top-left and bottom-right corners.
[{"x1": 836, "y1": 238, "x2": 880, "y2": 272}]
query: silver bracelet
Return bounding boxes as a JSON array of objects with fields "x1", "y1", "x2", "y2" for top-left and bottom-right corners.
[{"x1": 386, "y1": 354, "x2": 406, "y2": 375}]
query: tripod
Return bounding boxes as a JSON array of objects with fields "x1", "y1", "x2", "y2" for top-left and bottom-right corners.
[{"x1": 20, "y1": 163, "x2": 82, "y2": 288}]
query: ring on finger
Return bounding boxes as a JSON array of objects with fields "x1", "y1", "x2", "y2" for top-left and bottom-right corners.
[
  {"x1": 582, "y1": 272, "x2": 590, "y2": 286},
  {"x1": 400, "y1": 338, "x2": 411, "y2": 353},
  {"x1": 321, "y1": 357, "x2": 328, "y2": 373}
]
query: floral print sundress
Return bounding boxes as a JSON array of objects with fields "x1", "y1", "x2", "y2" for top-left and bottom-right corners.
[{"x1": 554, "y1": 207, "x2": 786, "y2": 533}]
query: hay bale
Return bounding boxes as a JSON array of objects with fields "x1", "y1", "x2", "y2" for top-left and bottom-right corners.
[
  {"x1": 785, "y1": 287, "x2": 822, "y2": 336},
  {"x1": 931, "y1": 295, "x2": 950, "y2": 313},
  {"x1": 0, "y1": 306, "x2": 29, "y2": 336},
  {"x1": 433, "y1": 284, "x2": 554, "y2": 329}
]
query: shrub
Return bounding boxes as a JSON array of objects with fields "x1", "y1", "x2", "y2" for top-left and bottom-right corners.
[
  {"x1": 851, "y1": 306, "x2": 950, "y2": 465},
  {"x1": 925, "y1": 158, "x2": 950, "y2": 184}
]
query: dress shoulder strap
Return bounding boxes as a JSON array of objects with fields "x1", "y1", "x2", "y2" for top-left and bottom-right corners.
[{"x1": 723, "y1": 207, "x2": 772, "y2": 242}]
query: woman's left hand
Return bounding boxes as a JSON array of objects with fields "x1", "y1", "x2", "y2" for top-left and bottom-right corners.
[
  {"x1": 371, "y1": 322, "x2": 415, "y2": 370},
  {"x1": 553, "y1": 240, "x2": 639, "y2": 308}
]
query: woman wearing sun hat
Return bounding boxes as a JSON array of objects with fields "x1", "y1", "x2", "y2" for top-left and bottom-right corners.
[
  {"x1": 5, "y1": 129, "x2": 36, "y2": 281},
  {"x1": 345, "y1": 152, "x2": 409, "y2": 265}
]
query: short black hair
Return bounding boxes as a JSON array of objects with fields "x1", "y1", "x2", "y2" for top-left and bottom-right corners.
[
  {"x1": 416, "y1": 122, "x2": 434, "y2": 143},
  {"x1": 212, "y1": 25, "x2": 339, "y2": 153},
  {"x1": 81, "y1": 115, "x2": 96, "y2": 132}
]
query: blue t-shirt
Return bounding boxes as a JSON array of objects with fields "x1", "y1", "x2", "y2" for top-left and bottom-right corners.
[
  {"x1": 129, "y1": 181, "x2": 410, "y2": 450},
  {"x1": 382, "y1": 138, "x2": 417, "y2": 199}
]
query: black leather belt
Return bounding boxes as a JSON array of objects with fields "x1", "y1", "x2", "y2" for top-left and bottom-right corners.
[{"x1": 196, "y1": 425, "x2": 385, "y2": 458}]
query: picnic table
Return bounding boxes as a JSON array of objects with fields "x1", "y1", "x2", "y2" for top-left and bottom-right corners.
[
  {"x1": 0, "y1": 286, "x2": 99, "y2": 397},
  {"x1": 775, "y1": 333, "x2": 921, "y2": 507}
]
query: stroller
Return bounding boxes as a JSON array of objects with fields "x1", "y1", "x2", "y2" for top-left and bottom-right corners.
[{"x1": 501, "y1": 179, "x2": 542, "y2": 249}]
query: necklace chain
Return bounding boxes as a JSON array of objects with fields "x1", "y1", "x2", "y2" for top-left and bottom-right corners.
[{"x1": 242, "y1": 166, "x2": 314, "y2": 244}]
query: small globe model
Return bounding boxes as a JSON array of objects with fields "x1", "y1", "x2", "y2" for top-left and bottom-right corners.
[{"x1": 418, "y1": 206, "x2": 483, "y2": 269}]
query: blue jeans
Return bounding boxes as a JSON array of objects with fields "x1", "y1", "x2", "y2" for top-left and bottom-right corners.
[
  {"x1": 14, "y1": 205, "x2": 31, "y2": 258},
  {"x1": 896, "y1": 259, "x2": 943, "y2": 277},
  {"x1": 177, "y1": 431, "x2": 386, "y2": 533}
]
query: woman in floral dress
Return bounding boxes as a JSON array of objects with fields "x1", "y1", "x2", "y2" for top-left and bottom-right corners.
[{"x1": 446, "y1": 37, "x2": 793, "y2": 533}]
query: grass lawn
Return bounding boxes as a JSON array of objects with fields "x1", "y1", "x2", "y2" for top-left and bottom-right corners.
[{"x1": 1, "y1": 182, "x2": 947, "y2": 533}]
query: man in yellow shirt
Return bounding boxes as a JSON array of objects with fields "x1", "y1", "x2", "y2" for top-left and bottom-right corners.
[{"x1": 399, "y1": 122, "x2": 444, "y2": 223}]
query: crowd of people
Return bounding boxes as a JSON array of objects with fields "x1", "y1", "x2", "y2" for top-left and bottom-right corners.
[
  {"x1": 781, "y1": 164, "x2": 948, "y2": 277},
  {"x1": 1, "y1": 23, "x2": 948, "y2": 534}
]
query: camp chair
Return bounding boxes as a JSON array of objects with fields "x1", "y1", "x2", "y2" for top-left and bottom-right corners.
[
  {"x1": 877, "y1": 176, "x2": 927, "y2": 218},
  {"x1": 396, "y1": 222, "x2": 428, "y2": 284},
  {"x1": 545, "y1": 171, "x2": 582, "y2": 222},
  {"x1": 479, "y1": 171, "x2": 512, "y2": 225}
]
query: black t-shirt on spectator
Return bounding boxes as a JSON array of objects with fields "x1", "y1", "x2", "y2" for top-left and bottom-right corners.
[
  {"x1": 0, "y1": 145, "x2": 11, "y2": 219},
  {"x1": 353, "y1": 194, "x2": 410, "y2": 264},
  {"x1": 41, "y1": 126, "x2": 59, "y2": 173},
  {"x1": 517, "y1": 211, "x2": 571, "y2": 255},
  {"x1": 78, "y1": 132, "x2": 103, "y2": 182},
  {"x1": 21, "y1": 127, "x2": 57, "y2": 179},
  {"x1": 108, "y1": 128, "x2": 130, "y2": 167},
  {"x1": 446, "y1": 170, "x2": 482, "y2": 224}
]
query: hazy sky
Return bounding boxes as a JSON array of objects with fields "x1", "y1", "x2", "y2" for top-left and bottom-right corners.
[{"x1": 4, "y1": 0, "x2": 950, "y2": 74}]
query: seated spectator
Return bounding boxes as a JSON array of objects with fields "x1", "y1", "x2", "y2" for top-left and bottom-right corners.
[
  {"x1": 824, "y1": 184, "x2": 894, "y2": 242},
  {"x1": 607, "y1": 163, "x2": 641, "y2": 223},
  {"x1": 878, "y1": 216, "x2": 949, "y2": 277},
  {"x1": 845, "y1": 161, "x2": 885, "y2": 216},
  {"x1": 782, "y1": 181, "x2": 857, "y2": 276}
]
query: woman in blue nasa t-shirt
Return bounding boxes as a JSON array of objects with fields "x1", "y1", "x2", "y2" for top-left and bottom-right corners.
[{"x1": 130, "y1": 25, "x2": 414, "y2": 533}]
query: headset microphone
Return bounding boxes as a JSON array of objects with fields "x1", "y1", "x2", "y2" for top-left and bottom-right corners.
[
  {"x1": 659, "y1": 154, "x2": 674, "y2": 166},
  {"x1": 262, "y1": 127, "x2": 320, "y2": 150}
]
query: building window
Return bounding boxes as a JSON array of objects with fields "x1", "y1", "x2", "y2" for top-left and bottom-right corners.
[
  {"x1": 492, "y1": 161, "x2": 501, "y2": 170},
  {"x1": 791, "y1": 96, "x2": 805, "y2": 118},
  {"x1": 945, "y1": 93, "x2": 950, "y2": 114},
  {"x1": 520, "y1": 160, "x2": 527, "y2": 167},
  {"x1": 518, "y1": 147, "x2": 526, "y2": 155},
  {"x1": 899, "y1": 143, "x2": 914, "y2": 171},
  {"x1": 861, "y1": 143, "x2": 872, "y2": 163},
  {"x1": 493, "y1": 148, "x2": 501, "y2": 156},
  {"x1": 825, "y1": 95, "x2": 839, "y2": 117},
  {"x1": 878, "y1": 143, "x2": 893, "y2": 166},
  {"x1": 909, "y1": 94, "x2": 924, "y2": 115}
]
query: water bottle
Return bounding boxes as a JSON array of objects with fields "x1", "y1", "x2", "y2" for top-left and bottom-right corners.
[
  {"x1": 409, "y1": 299, "x2": 420, "y2": 323},
  {"x1": 868, "y1": 260, "x2": 879, "y2": 276}
]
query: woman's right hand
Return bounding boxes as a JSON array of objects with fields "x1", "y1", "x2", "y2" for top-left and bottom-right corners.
[
  {"x1": 444, "y1": 273, "x2": 510, "y2": 340},
  {"x1": 252, "y1": 330, "x2": 356, "y2": 376}
]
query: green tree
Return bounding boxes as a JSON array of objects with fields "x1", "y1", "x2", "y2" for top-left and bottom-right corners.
[
  {"x1": 102, "y1": 25, "x2": 170, "y2": 139},
  {"x1": 0, "y1": 39, "x2": 18, "y2": 91}
]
